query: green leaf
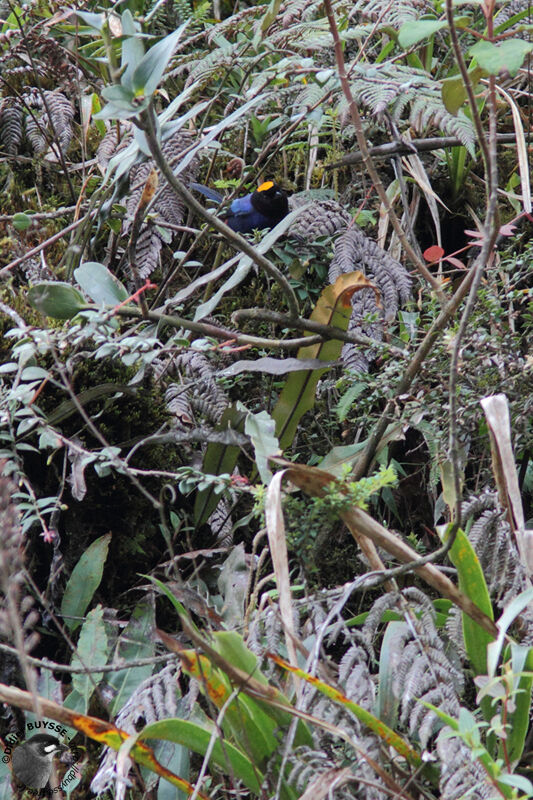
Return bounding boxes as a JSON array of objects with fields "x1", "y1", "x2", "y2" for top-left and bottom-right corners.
[
  {"x1": 469, "y1": 38, "x2": 533, "y2": 77},
  {"x1": 74, "y1": 10, "x2": 104, "y2": 31},
  {"x1": 12, "y1": 212, "x2": 32, "y2": 231},
  {"x1": 398, "y1": 19, "x2": 447, "y2": 48},
  {"x1": 254, "y1": 0, "x2": 283, "y2": 47},
  {"x1": 376, "y1": 621, "x2": 403, "y2": 727},
  {"x1": 61, "y1": 533, "x2": 111, "y2": 631},
  {"x1": 272, "y1": 272, "x2": 377, "y2": 449},
  {"x1": 335, "y1": 382, "x2": 367, "y2": 422},
  {"x1": 74, "y1": 262, "x2": 129, "y2": 306},
  {"x1": 100, "y1": 83, "x2": 136, "y2": 108},
  {"x1": 244, "y1": 410, "x2": 280, "y2": 484},
  {"x1": 140, "y1": 719, "x2": 263, "y2": 794},
  {"x1": 120, "y1": 9, "x2": 144, "y2": 90},
  {"x1": 194, "y1": 403, "x2": 247, "y2": 527},
  {"x1": 132, "y1": 22, "x2": 188, "y2": 97},
  {"x1": 442, "y1": 66, "x2": 484, "y2": 114},
  {"x1": 70, "y1": 605, "x2": 109, "y2": 713},
  {"x1": 439, "y1": 524, "x2": 494, "y2": 677},
  {"x1": 487, "y1": 587, "x2": 533, "y2": 676},
  {"x1": 27, "y1": 282, "x2": 87, "y2": 320},
  {"x1": 504, "y1": 644, "x2": 533, "y2": 765},
  {"x1": 108, "y1": 600, "x2": 156, "y2": 715},
  {"x1": 497, "y1": 773, "x2": 533, "y2": 793}
]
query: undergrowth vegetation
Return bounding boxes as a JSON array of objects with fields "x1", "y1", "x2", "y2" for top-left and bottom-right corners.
[{"x1": 0, "y1": 0, "x2": 532, "y2": 797}]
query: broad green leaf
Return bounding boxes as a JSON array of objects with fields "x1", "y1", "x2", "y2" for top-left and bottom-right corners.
[
  {"x1": 132, "y1": 22, "x2": 188, "y2": 97},
  {"x1": 74, "y1": 262, "x2": 128, "y2": 306},
  {"x1": 61, "y1": 534, "x2": 111, "y2": 631},
  {"x1": 272, "y1": 272, "x2": 379, "y2": 449},
  {"x1": 244, "y1": 410, "x2": 280, "y2": 484},
  {"x1": 120, "y1": 9, "x2": 144, "y2": 90},
  {"x1": 441, "y1": 66, "x2": 484, "y2": 114},
  {"x1": 177, "y1": 649, "x2": 280, "y2": 769},
  {"x1": 28, "y1": 282, "x2": 87, "y2": 320},
  {"x1": 376, "y1": 621, "x2": 403, "y2": 727},
  {"x1": 469, "y1": 38, "x2": 533, "y2": 77},
  {"x1": 141, "y1": 719, "x2": 262, "y2": 795},
  {"x1": 398, "y1": 19, "x2": 447, "y2": 48},
  {"x1": 439, "y1": 524, "x2": 494, "y2": 678},
  {"x1": 497, "y1": 774, "x2": 533, "y2": 793},
  {"x1": 101, "y1": 84, "x2": 136, "y2": 106},
  {"x1": 194, "y1": 403, "x2": 247, "y2": 527},
  {"x1": 12, "y1": 212, "x2": 32, "y2": 231},
  {"x1": 108, "y1": 600, "x2": 156, "y2": 715},
  {"x1": 70, "y1": 605, "x2": 109, "y2": 713}
]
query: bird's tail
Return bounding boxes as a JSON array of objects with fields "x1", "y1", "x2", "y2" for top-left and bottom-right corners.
[{"x1": 189, "y1": 182, "x2": 224, "y2": 203}]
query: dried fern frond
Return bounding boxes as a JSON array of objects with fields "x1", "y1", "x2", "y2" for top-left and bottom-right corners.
[
  {"x1": 354, "y1": 0, "x2": 435, "y2": 26},
  {"x1": 346, "y1": 63, "x2": 476, "y2": 152},
  {"x1": 91, "y1": 662, "x2": 184, "y2": 795},
  {"x1": 165, "y1": 351, "x2": 229, "y2": 427},
  {"x1": 364, "y1": 588, "x2": 463, "y2": 748},
  {"x1": 122, "y1": 129, "x2": 199, "y2": 278},
  {"x1": 0, "y1": 98, "x2": 23, "y2": 155},
  {"x1": 288, "y1": 195, "x2": 352, "y2": 239},
  {"x1": 22, "y1": 88, "x2": 75, "y2": 157},
  {"x1": 0, "y1": 470, "x2": 40, "y2": 662},
  {"x1": 96, "y1": 123, "x2": 134, "y2": 173}
]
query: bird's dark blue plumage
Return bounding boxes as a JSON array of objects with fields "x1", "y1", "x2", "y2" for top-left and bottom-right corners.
[{"x1": 190, "y1": 181, "x2": 289, "y2": 234}]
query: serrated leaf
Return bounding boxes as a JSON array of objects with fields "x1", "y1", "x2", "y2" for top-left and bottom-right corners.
[
  {"x1": 74, "y1": 262, "x2": 128, "y2": 306},
  {"x1": 27, "y1": 282, "x2": 87, "y2": 320},
  {"x1": 61, "y1": 533, "x2": 111, "y2": 631}
]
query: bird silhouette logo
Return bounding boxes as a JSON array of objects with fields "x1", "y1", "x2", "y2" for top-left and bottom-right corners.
[{"x1": 11, "y1": 733, "x2": 69, "y2": 789}]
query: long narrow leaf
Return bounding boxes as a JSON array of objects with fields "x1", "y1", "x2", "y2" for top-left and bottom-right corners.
[
  {"x1": 268, "y1": 652, "x2": 421, "y2": 765},
  {"x1": 272, "y1": 272, "x2": 379, "y2": 449}
]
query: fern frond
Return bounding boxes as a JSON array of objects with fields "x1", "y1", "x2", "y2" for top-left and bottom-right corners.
[
  {"x1": 0, "y1": 98, "x2": 23, "y2": 154},
  {"x1": 355, "y1": 0, "x2": 435, "y2": 26}
]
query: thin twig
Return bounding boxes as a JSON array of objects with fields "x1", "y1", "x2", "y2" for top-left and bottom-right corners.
[{"x1": 326, "y1": 132, "x2": 519, "y2": 168}]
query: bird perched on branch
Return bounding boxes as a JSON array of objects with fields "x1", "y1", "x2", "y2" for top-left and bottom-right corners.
[
  {"x1": 11, "y1": 734, "x2": 69, "y2": 789},
  {"x1": 190, "y1": 180, "x2": 289, "y2": 234}
]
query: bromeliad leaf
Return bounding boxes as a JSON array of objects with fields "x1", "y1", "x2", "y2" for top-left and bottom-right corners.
[
  {"x1": 272, "y1": 272, "x2": 379, "y2": 449},
  {"x1": 131, "y1": 22, "x2": 189, "y2": 97}
]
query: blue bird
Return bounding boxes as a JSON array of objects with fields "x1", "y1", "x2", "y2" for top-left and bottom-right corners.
[{"x1": 190, "y1": 180, "x2": 289, "y2": 234}]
